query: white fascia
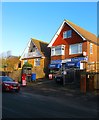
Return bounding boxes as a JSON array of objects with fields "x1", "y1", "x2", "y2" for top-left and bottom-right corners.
[{"x1": 20, "y1": 39, "x2": 32, "y2": 60}]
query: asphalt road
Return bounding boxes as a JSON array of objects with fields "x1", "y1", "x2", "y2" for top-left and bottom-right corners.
[{"x1": 2, "y1": 80, "x2": 99, "y2": 119}]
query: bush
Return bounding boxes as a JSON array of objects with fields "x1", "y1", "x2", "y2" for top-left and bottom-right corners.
[{"x1": 23, "y1": 62, "x2": 33, "y2": 68}]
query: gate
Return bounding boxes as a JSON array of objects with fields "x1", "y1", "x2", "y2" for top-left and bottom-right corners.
[{"x1": 64, "y1": 68, "x2": 81, "y2": 84}]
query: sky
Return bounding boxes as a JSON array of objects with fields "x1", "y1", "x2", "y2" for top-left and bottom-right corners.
[{"x1": 1, "y1": 1, "x2": 97, "y2": 56}]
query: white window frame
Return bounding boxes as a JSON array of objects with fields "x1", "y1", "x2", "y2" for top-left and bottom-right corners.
[
  {"x1": 51, "y1": 45, "x2": 65, "y2": 56},
  {"x1": 90, "y1": 43, "x2": 93, "y2": 54},
  {"x1": 69, "y1": 43, "x2": 82, "y2": 55},
  {"x1": 63, "y1": 30, "x2": 72, "y2": 39},
  {"x1": 51, "y1": 47, "x2": 55, "y2": 56},
  {"x1": 34, "y1": 58, "x2": 41, "y2": 66}
]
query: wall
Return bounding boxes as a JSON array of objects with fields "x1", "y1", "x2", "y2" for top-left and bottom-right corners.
[{"x1": 87, "y1": 41, "x2": 97, "y2": 63}]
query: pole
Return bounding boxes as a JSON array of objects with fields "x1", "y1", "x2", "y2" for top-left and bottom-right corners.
[{"x1": 63, "y1": 66, "x2": 66, "y2": 86}]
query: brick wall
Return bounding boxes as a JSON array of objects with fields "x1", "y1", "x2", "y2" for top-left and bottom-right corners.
[{"x1": 87, "y1": 41, "x2": 97, "y2": 63}]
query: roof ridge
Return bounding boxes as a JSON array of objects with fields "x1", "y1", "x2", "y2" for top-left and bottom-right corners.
[{"x1": 31, "y1": 38, "x2": 48, "y2": 44}]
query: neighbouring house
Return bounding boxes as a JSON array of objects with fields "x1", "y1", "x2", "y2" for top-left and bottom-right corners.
[
  {"x1": 20, "y1": 38, "x2": 50, "y2": 79},
  {"x1": 48, "y1": 19, "x2": 98, "y2": 72},
  {"x1": 0, "y1": 56, "x2": 21, "y2": 80},
  {"x1": 0, "y1": 56, "x2": 21, "y2": 72}
]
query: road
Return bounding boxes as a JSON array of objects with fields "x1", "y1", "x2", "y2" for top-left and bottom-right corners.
[{"x1": 2, "y1": 80, "x2": 99, "y2": 119}]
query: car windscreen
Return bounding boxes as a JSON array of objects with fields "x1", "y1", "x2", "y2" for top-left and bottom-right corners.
[{"x1": 1, "y1": 76, "x2": 14, "y2": 82}]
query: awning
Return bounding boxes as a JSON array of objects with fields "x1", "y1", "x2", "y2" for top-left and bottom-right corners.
[
  {"x1": 49, "y1": 64, "x2": 61, "y2": 69},
  {"x1": 65, "y1": 61, "x2": 80, "y2": 68}
]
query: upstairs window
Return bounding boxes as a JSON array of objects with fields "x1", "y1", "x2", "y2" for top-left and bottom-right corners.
[
  {"x1": 34, "y1": 58, "x2": 40, "y2": 66},
  {"x1": 51, "y1": 45, "x2": 65, "y2": 56},
  {"x1": 69, "y1": 43, "x2": 82, "y2": 55},
  {"x1": 63, "y1": 30, "x2": 72, "y2": 39},
  {"x1": 90, "y1": 43, "x2": 93, "y2": 54},
  {"x1": 24, "y1": 60, "x2": 28, "y2": 64}
]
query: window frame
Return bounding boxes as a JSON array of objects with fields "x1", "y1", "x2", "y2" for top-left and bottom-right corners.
[
  {"x1": 63, "y1": 30, "x2": 72, "y2": 39},
  {"x1": 51, "y1": 45, "x2": 65, "y2": 56},
  {"x1": 69, "y1": 43, "x2": 82, "y2": 55},
  {"x1": 34, "y1": 58, "x2": 41, "y2": 66},
  {"x1": 90, "y1": 43, "x2": 93, "y2": 54}
]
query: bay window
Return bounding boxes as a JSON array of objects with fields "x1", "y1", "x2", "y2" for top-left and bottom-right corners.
[{"x1": 51, "y1": 45, "x2": 65, "y2": 56}]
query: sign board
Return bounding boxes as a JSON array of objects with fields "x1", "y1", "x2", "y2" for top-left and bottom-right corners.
[
  {"x1": 65, "y1": 61, "x2": 80, "y2": 68},
  {"x1": 49, "y1": 64, "x2": 61, "y2": 69},
  {"x1": 71, "y1": 57, "x2": 88, "y2": 62},
  {"x1": 51, "y1": 60, "x2": 62, "y2": 64},
  {"x1": 62, "y1": 59, "x2": 71, "y2": 63}
]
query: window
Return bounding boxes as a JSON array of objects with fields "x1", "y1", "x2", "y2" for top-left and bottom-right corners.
[
  {"x1": 24, "y1": 60, "x2": 27, "y2": 64},
  {"x1": 90, "y1": 43, "x2": 93, "y2": 54},
  {"x1": 34, "y1": 58, "x2": 40, "y2": 66},
  {"x1": 51, "y1": 45, "x2": 65, "y2": 56},
  {"x1": 51, "y1": 48, "x2": 55, "y2": 56},
  {"x1": 69, "y1": 43, "x2": 82, "y2": 55},
  {"x1": 63, "y1": 30, "x2": 72, "y2": 39},
  {"x1": 55, "y1": 47, "x2": 61, "y2": 55}
]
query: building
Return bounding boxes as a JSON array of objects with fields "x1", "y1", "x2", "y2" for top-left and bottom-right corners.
[
  {"x1": 48, "y1": 19, "x2": 98, "y2": 72},
  {"x1": 20, "y1": 38, "x2": 50, "y2": 79}
]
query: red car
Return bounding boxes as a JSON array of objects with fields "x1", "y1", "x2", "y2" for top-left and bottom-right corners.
[{"x1": 0, "y1": 76, "x2": 20, "y2": 92}]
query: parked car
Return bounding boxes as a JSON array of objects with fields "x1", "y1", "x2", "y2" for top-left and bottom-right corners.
[{"x1": 0, "y1": 76, "x2": 20, "y2": 92}]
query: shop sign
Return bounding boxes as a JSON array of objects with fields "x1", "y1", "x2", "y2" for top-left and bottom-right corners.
[
  {"x1": 49, "y1": 64, "x2": 61, "y2": 69},
  {"x1": 51, "y1": 60, "x2": 62, "y2": 64},
  {"x1": 62, "y1": 59, "x2": 71, "y2": 63},
  {"x1": 71, "y1": 57, "x2": 88, "y2": 62}
]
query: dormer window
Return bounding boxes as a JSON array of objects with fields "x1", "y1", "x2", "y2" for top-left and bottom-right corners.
[{"x1": 63, "y1": 30, "x2": 72, "y2": 39}]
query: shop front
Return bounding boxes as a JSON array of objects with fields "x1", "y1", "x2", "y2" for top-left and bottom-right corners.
[{"x1": 49, "y1": 57, "x2": 88, "y2": 84}]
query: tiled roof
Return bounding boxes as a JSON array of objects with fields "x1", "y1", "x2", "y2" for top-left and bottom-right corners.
[
  {"x1": 31, "y1": 38, "x2": 50, "y2": 57},
  {"x1": 66, "y1": 20, "x2": 97, "y2": 43}
]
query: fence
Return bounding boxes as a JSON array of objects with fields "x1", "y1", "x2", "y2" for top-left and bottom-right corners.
[{"x1": 86, "y1": 62, "x2": 99, "y2": 73}]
